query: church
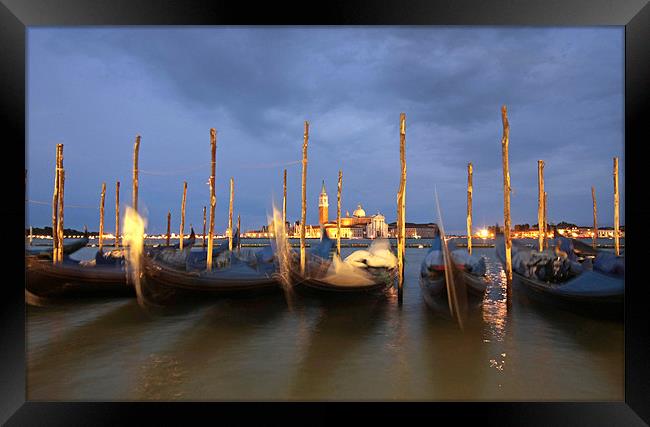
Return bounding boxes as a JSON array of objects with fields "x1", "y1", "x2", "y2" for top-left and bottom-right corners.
[{"x1": 318, "y1": 181, "x2": 389, "y2": 239}]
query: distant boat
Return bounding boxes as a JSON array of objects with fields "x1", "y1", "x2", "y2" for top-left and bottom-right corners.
[
  {"x1": 25, "y1": 230, "x2": 90, "y2": 259},
  {"x1": 495, "y1": 232, "x2": 623, "y2": 318}
]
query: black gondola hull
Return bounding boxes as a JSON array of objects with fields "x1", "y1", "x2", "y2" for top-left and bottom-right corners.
[
  {"x1": 26, "y1": 256, "x2": 132, "y2": 298},
  {"x1": 494, "y1": 235, "x2": 623, "y2": 319},
  {"x1": 140, "y1": 257, "x2": 281, "y2": 305},
  {"x1": 512, "y1": 271, "x2": 623, "y2": 318}
]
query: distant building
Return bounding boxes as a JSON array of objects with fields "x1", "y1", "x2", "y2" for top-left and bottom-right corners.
[
  {"x1": 287, "y1": 221, "x2": 323, "y2": 239},
  {"x1": 598, "y1": 227, "x2": 625, "y2": 238},
  {"x1": 388, "y1": 222, "x2": 439, "y2": 238},
  {"x1": 318, "y1": 180, "x2": 329, "y2": 226},
  {"x1": 366, "y1": 213, "x2": 389, "y2": 239},
  {"x1": 316, "y1": 182, "x2": 390, "y2": 239}
]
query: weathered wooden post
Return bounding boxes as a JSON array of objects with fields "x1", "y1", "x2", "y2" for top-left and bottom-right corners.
[
  {"x1": 51, "y1": 144, "x2": 61, "y2": 263},
  {"x1": 166, "y1": 211, "x2": 171, "y2": 246},
  {"x1": 29, "y1": 226, "x2": 33, "y2": 246},
  {"x1": 466, "y1": 162, "x2": 473, "y2": 255},
  {"x1": 544, "y1": 191, "x2": 548, "y2": 249},
  {"x1": 337, "y1": 170, "x2": 342, "y2": 256},
  {"x1": 202, "y1": 206, "x2": 207, "y2": 248},
  {"x1": 56, "y1": 146, "x2": 65, "y2": 262},
  {"x1": 228, "y1": 177, "x2": 234, "y2": 252},
  {"x1": 500, "y1": 105, "x2": 512, "y2": 307},
  {"x1": 132, "y1": 135, "x2": 141, "y2": 212},
  {"x1": 613, "y1": 157, "x2": 620, "y2": 256},
  {"x1": 283, "y1": 169, "x2": 287, "y2": 230},
  {"x1": 179, "y1": 181, "x2": 187, "y2": 250},
  {"x1": 300, "y1": 121, "x2": 309, "y2": 275},
  {"x1": 591, "y1": 186, "x2": 598, "y2": 248},
  {"x1": 397, "y1": 113, "x2": 407, "y2": 304},
  {"x1": 207, "y1": 128, "x2": 217, "y2": 271},
  {"x1": 115, "y1": 181, "x2": 120, "y2": 247},
  {"x1": 99, "y1": 182, "x2": 106, "y2": 251},
  {"x1": 537, "y1": 160, "x2": 545, "y2": 251}
]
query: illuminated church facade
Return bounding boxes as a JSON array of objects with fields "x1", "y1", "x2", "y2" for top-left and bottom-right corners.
[{"x1": 318, "y1": 181, "x2": 388, "y2": 239}]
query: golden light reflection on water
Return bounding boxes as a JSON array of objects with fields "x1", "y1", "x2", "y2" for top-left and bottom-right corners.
[
  {"x1": 135, "y1": 353, "x2": 187, "y2": 399},
  {"x1": 479, "y1": 254, "x2": 511, "y2": 387},
  {"x1": 481, "y1": 259, "x2": 509, "y2": 343}
]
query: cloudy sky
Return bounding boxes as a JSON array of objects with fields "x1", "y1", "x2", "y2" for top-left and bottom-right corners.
[{"x1": 27, "y1": 27, "x2": 624, "y2": 235}]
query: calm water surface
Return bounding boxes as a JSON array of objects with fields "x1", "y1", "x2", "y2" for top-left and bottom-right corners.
[{"x1": 26, "y1": 238, "x2": 623, "y2": 401}]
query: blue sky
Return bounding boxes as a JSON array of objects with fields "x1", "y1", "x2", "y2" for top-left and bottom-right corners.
[{"x1": 27, "y1": 27, "x2": 624, "y2": 235}]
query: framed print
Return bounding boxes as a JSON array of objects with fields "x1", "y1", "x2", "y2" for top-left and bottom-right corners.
[{"x1": 2, "y1": 0, "x2": 648, "y2": 424}]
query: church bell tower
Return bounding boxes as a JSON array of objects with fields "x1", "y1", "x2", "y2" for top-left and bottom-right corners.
[{"x1": 318, "y1": 180, "x2": 329, "y2": 225}]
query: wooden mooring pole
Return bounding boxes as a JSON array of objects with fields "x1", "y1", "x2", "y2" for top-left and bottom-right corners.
[
  {"x1": 132, "y1": 135, "x2": 141, "y2": 213},
  {"x1": 228, "y1": 177, "x2": 234, "y2": 252},
  {"x1": 591, "y1": 186, "x2": 598, "y2": 248},
  {"x1": 207, "y1": 128, "x2": 217, "y2": 271},
  {"x1": 115, "y1": 181, "x2": 120, "y2": 247},
  {"x1": 544, "y1": 191, "x2": 548, "y2": 249},
  {"x1": 613, "y1": 157, "x2": 620, "y2": 256},
  {"x1": 337, "y1": 170, "x2": 342, "y2": 256},
  {"x1": 397, "y1": 113, "x2": 407, "y2": 304},
  {"x1": 57, "y1": 169, "x2": 65, "y2": 262},
  {"x1": 501, "y1": 105, "x2": 512, "y2": 307},
  {"x1": 56, "y1": 145, "x2": 65, "y2": 262},
  {"x1": 466, "y1": 162, "x2": 473, "y2": 255},
  {"x1": 99, "y1": 182, "x2": 106, "y2": 251},
  {"x1": 179, "y1": 181, "x2": 187, "y2": 250},
  {"x1": 51, "y1": 144, "x2": 61, "y2": 263},
  {"x1": 537, "y1": 160, "x2": 545, "y2": 251},
  {"x1": 300, "y1": 121, "x2": 309, "y2": 275}
]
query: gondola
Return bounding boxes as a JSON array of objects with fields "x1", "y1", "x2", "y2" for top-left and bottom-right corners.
[
  {"x1": 288, "y1": 234, "x2": 398, "y2": 296},
  {"x1": 24, "y1": 226, "x2": 141, "y2": 299},
  {"x1": 184, "y1": 229, "x2": 240, "y2": 271},
  {"x1": 419, "y1": 232, "x2": 488, "y2": 317},
  {"x1": 449, "y1": 239, "x2": 490, "y2": 299},
  {"x1": 141, "y1": 255, "x2": 281, "y2": 303},
  {"x1": 26, "y1": 251, "x2": 132, "y2": 298},
  {"x1": 138, "y1": 228, "x2": 281, "y2": 305},
  {"x1": 494, "y1": 231, "x2": 623, "y2": 317}
]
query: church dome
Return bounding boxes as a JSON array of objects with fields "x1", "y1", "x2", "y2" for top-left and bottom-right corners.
[{"x1": 353, "y1": 203, "x2": 366, "y2": 218}]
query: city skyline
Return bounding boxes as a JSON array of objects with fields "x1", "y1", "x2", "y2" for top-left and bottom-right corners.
[{"x1": 26, "y1": 27, "x2": 624, "y2": 235}]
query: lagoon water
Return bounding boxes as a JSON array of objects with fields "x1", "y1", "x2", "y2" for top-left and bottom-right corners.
[{"x1": 26, "y1": 238, "x2": 623, "y2": 401}]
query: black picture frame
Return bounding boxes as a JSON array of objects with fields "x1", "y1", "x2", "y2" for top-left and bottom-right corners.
[{"x1": 2, "y1": 0, "x2": 648, "y2": 424}]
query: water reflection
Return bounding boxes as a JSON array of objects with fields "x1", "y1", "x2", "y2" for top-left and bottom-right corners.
[
  {"x1": 129, "y1": 296, "x2": 288, "y2": 400},
  {"x1": 26, "y1": 242, "x2": 623, "y2": 401},
  {"x1": 289, "y1": 296, "x2": 389, "y2": 399},
  {"x1": 481, "y1": 266, "x2": 509, "y2": 343}
]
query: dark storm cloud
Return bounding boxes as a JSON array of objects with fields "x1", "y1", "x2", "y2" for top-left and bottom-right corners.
[{"x1": 27, "y1": 27, "x2": 623, "y2": 234}]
